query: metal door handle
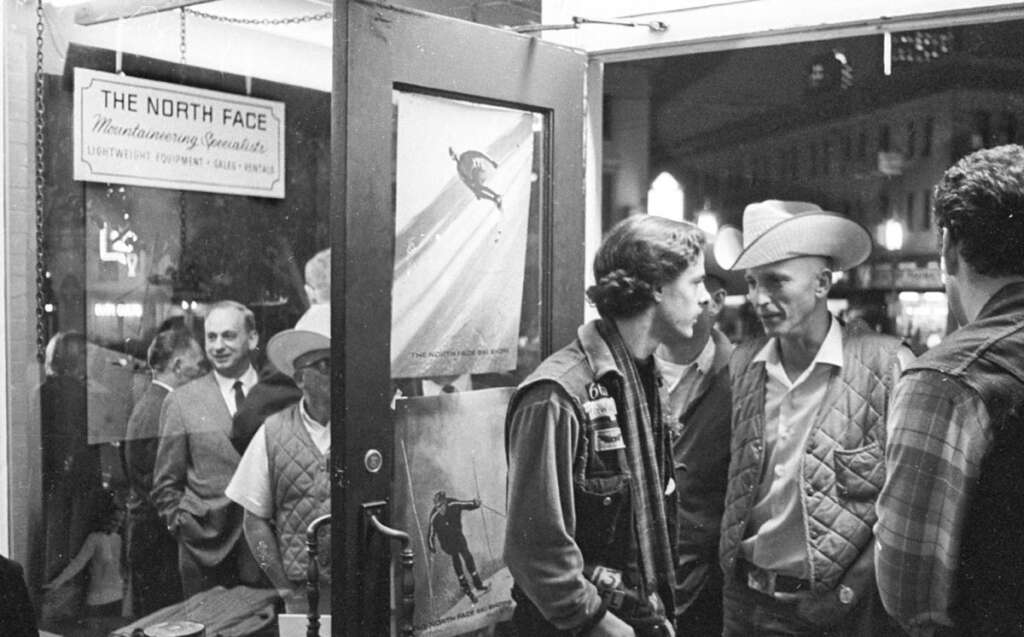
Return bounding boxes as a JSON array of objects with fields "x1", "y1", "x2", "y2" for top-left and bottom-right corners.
[
  {"x1": 306, "y1": 513, "x2": 333, "y2": 637},
  {"x1": 364, "y1": 501, "x2": 415, "y2": 637}
]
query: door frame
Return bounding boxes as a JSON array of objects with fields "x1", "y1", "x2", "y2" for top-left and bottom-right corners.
[{"x1": 330, "y1": 2, "x2": 586, "y2": 632}]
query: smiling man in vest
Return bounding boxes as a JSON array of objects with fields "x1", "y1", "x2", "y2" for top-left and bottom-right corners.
[
  {"x1": 876, "y1": 145, "x2": 1024, "y2": 636},
  {"x1": 226, "y1": 303, "x2": 331, "y2": 614},
  {"x1": 714, "y1": 201, "x2": 913, "y2": 636}
]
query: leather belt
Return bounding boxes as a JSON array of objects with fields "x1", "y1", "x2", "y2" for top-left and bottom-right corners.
[{"x1": 737, "y1": 559, "x2": 811, "y2": 597}]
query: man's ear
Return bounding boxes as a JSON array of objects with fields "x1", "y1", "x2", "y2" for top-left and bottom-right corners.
[
  {"x1": 709, "y1": 288, "x2": 728, "y2": 316},
  {"x1": 941, "y1": 227, "x2": 960, "y2": 277},
  {"x1": 816, "y1": 268, "x2": 833, "y2": 298}
]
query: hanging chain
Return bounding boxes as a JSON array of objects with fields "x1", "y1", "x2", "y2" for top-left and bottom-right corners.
[
  {"x1": 178, "y1": 8, "x2": 188, "y2": 301},
  {"x1": 179, "y1": 7, "x2": 187, "y2": 71},
  {"x1": 183, "y1": 8, "x2": 331, "y2": 26},
  {"x1": 34, "y1": 0, "x2": 47, "y2": 362}
]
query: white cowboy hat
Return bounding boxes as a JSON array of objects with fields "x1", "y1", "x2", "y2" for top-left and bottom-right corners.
[
  {"x1": 267, "y1": 303, "x2": 330, "y2": 376},
  {"x1": 713, "y1": 200, "x2": 872, "y2": 271}
]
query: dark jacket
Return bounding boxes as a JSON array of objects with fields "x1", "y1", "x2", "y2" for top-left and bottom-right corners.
[
  {"x1": 670, "y1": 327, "x2": 733, "y2": 612},
  {"x1": 231, "y1": 367, "x2": 301, "y2": 454},
  {"x1": 906, "y1": 282, "x2": 1024, "y2": 634},
  {"x1": 0, "y1": 554, "x2": 38, "y2": 637},
  {"x1": 125, "y1": 381, "x2": 171, "y2": 513}
]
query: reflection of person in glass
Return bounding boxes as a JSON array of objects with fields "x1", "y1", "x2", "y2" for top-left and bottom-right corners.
[
  {"x1": 505, "y1": 215, "x2": 709, "y2": 637},
  {"x1": 124, "y1": 327, "x2": 206, "y2": 616},
  {"x1": 43, "y1": 489, "x2": 125, "y2": 620},
  {"x1": 428, "y1": 490, "x2": 490, "y2": 604},
  {"x1": 41, "y1": 331, "x2": 102, "y2": 615}
]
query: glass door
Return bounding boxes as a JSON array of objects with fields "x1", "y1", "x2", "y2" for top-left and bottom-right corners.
[{"x1": 334, "y1": 3, "x2": 586, "y2": 633}]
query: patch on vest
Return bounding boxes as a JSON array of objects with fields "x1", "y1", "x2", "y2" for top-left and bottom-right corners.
[{"x1": 583, "y1": 384, "x2": 625, "y2": 451}]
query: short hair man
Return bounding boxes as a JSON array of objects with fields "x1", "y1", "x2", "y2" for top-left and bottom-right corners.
[
  {"x1": 505, "y1": 214, "x2": 708, "y2": 636},
  {"x1": 654, "y1": 271, "x2": 733, "y2": 635},
  {"x1": 226, "y1": 303, "x2": 331, "y2": 614},
  {"x1": 304, "y1": 248, "x2": 331, "y2": 306},
  {"x1": 152, "y1": 300, "x2": 265, "y2": 597},
  {"x1": 714, "y1": 200, "x2": 913, "y2": 635},
  {"x1": 125, "y1": 327, "x2": 206, "y2": 615},
  {"x1": 875, "y1": 145, "x2": 1024, "y2": 636}
]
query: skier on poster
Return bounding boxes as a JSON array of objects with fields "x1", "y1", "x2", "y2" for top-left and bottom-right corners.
[
  {"x1": 449, "y1": 147, "x2": 503, "y2": 210},
  {"x1": 428, "y1": 490, "x2": 491, "y2": 604}
]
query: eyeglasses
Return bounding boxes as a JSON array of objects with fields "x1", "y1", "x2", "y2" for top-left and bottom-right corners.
[{"x1": 299, "y1": 357, "x2": 331, "y2": 374}]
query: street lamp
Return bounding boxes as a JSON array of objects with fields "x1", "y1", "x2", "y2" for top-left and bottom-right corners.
[
  {"x1": 882, "y1": 218, "x2": 904, "y2": 252},
  {"x1": 647, "y1": 172, "x2": 684, "y2": 221},
  {"x1": 880, "y1": 217, "x2": 905, "y2": 335},
  {"x1": 696, "y1": 208, "x2": 719, "y2": 236}
]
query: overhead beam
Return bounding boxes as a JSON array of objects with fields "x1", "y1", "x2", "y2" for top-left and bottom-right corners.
[{"x1": 73, "y1": 0, "x2": 215, "y2": 26}]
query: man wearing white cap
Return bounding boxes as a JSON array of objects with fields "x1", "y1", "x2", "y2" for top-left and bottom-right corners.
[
  {"x1": 225, "y1": 303, "x2": 331, "y2": 613},
  {"x1": 714, "y1": 200, "x2": 913, "y2": 635}
]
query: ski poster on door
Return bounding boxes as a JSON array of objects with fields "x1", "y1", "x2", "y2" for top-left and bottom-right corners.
[
  {"x1": 393, "y1": 387, "x2": 515, "y2": 636},
  {"x1": 390, "y1": 91, "x2": 535, "y2": 379}
]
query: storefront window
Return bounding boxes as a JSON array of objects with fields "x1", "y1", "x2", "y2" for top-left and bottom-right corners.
[{"x1": 32, "y1": 39, "x2": 329, "y2": 632}]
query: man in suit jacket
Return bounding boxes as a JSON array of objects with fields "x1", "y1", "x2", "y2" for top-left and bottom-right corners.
[
  {"x1": 152, "y1": 300, "x2": 265, "y2": 597},
  {"x1": 125, "y1": 327, "x2": 206, "y2": 614}
]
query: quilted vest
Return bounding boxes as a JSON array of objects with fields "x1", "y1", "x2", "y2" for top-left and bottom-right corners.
[
  {"x1": 265, "y1": 404, "x2": 331, "y2": 582},
  {"x1": 719, "y1": 319, "x2": 901, "y2": 593}
]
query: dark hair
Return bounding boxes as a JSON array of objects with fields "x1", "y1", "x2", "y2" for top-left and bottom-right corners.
[
  {"x1": 88, "y1": 489, "x2": 121, "y2": 533},
  {"x1": 586, "y1": 215, "x2": 705, "y2": 318},
  {"x1": 933, "y1": 144, "x2": 1024, "y2": 277},
  {"x1": 147, "y1": 328, "x2": 198, "y2": 373},
  {"x1": 704, "y1": 273, "x2": 727, "y2": 294}
]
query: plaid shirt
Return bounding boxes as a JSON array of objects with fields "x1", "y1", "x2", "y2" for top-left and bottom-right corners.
[{"x1": 875, "y1": 369, "x2": 993, "y2": 636}]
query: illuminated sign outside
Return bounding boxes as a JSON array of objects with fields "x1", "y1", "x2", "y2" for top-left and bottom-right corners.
[
  {"x1": 99, "y1": 222, "x2": 139, "y2": 277},
  {"x1": 73, "y1": 68, "x2": 285, "y2": 198},
  {"x1": 93, "y1": 302, "x2": 143, "y2": 318}
]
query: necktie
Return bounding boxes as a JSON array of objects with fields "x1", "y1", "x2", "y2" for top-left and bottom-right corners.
[{"x1": 233, "y1": 380, "x2": 246, "y2": 414}]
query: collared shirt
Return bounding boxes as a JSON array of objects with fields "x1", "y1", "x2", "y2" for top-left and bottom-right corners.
[
  {"x1": 213, "y1": 365, "x2": 258, "y2": 416},
  {"x1": 225, "y1": 398, "x2": 330, "y2": 519},
  {"x1": 656, "y1": 336, "x2": 716, "y2": 424},
  {"x1": 875, "y1": 371, "x2": 992, "y2": 636},
  {"x1": 740, "y1": 315, "x2": 844, "y2": 577},
  {"x1": 151, "y1": 379, "x2": 175, "y2": 393}
]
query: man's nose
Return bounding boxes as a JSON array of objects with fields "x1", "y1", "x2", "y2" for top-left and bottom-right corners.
[
  {"x1": 749, "y1": 285, "x2": 770, "y2": 306},
  {"x1": 698, "y1": 283, "x2": 711, "y2": 306}
]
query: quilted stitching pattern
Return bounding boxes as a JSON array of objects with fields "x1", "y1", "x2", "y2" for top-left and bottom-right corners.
[
  {"x1": 266, "y1": 406, "x2": 332, "y2": 582},
  {"x1": 721, "y1": 324, "x2": 900, "y2": 592}
]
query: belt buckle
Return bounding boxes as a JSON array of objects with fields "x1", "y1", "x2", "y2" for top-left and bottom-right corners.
[{"x1": 746, "y1": 565, "x2": 777, "y2": 597}]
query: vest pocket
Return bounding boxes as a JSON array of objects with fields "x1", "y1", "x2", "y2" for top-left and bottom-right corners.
[
  {"x1": 833, "y1": 442, "x2": 884, "y2": 500},
  {"x1": 574, "y1": 474, "x2": 631, "y2": 548}
]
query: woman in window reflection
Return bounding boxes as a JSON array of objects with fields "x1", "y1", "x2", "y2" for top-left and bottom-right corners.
[{"x1": 40, "y1": 331, "x2": 103, "y2": 619}]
